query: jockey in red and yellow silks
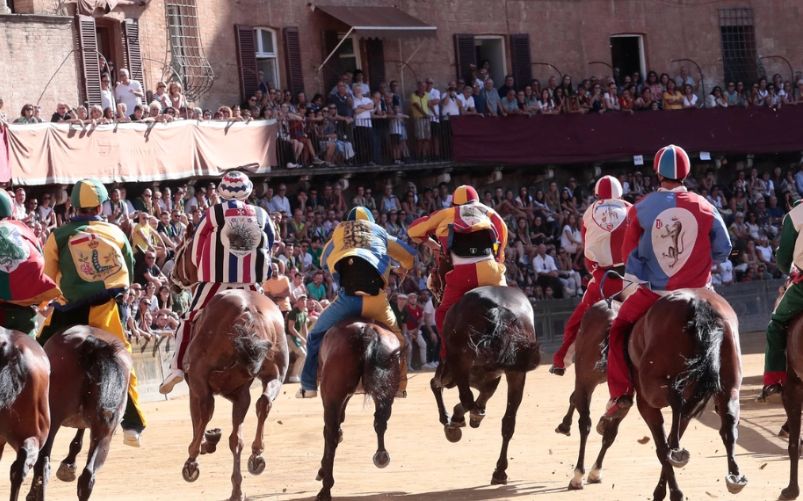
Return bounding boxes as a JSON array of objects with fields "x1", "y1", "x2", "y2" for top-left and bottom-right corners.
[
  {"x1": 550, "y1": 176, "x2": 631, "y2": 374},
  {"x1": 407, "y1": 185, "x2": 507, "y2": 359}
]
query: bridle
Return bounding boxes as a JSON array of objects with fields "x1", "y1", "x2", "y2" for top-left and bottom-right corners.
[{"x1": 170, "y1": 227, "x2": 197, "y2": 291}]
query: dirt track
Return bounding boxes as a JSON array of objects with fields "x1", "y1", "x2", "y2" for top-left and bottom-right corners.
[{"x1": 3, "y1": 333, "x2": 795, "y2": 501}]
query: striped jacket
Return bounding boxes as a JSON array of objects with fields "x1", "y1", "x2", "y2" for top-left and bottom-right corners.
[{"x1": 192, "y1": 200, "x2": 276, "y2": 284}]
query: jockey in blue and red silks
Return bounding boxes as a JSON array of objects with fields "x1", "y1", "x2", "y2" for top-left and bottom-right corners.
[{"x1": 596, "y1": 145, "x2": 732, "y2": 433}]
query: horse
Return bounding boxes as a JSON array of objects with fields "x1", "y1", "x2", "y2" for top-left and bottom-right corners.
[
  {"x1": 625, "y1": 288, "x2": 747, "y2": 501},
  {"x1": 314, "y1": 319, "x2": 401, "y2": 501},
  {"x1": 428, "y1": 253, "x2": 540, "y2": 485},
  {"x1": 172, "y1": 225, "x2": 289, "y2": 501},
  {"x1": 554, "y1": 299, "x2": 624, "y2": 489},
  {"x1": 0, "y1": 328, "x2": 50, "y2": 501},
  {"x1": 27, "y1": 325, "x2": 130, "y2": 501}
]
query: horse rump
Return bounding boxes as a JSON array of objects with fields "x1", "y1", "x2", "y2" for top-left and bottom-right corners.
[
  {"x1": 361, "y1": 324, "x2": 401, "y2": 403},
  {"x1": 0, "y1": 335, "x2": 27, "y2": 410},
  {"x1": 79, "y1": 335, "x2": 128, "y2": 425},
  {"x1": 671, "y1": 296, "x2": 724, "y2": 415},
  {"x1": 232, "y1": 310, "x2": 272, "y2": 378},
  {"x1": 472, "y1": 306, "x2": 540, "y2": 372}
]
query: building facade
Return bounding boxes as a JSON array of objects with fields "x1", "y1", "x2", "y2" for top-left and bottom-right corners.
[{"x1": 1, "y1": 0, "x2": 800, "y2": 119}]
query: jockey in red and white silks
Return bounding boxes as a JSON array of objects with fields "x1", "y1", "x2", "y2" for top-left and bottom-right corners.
[
  {"x1": 159, "y1": 170, "x2": 276, "y2": 394},
  {"x1": 550, "y1": 176, "x2": 630, "y2": 374}
]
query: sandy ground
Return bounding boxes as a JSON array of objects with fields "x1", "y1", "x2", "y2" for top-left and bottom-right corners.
[{"x1": 2, "y1": 333, "x2": 795, "y2": 501}]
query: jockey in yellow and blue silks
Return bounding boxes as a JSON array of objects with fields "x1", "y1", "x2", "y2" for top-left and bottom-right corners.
[{"x1": 296, "y1": 206, "x2": 416, "y2": 399}]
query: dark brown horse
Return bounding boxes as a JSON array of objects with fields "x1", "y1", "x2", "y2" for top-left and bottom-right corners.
[
  {"x1": 172, "y1": 226, "x2": 289, "y2": 501},
  {"x1": 0, "y1": 328, "x2": 50, "y2": 501},
  {"x1": 626, "y1": 288, "x2": 747, "y2": 501},
  {"x1": 429, "y1": 254, "x2": 540, "y2": 485},
  {"x1": 314, "y1": 319, "x2": 401, "y2": 501},
  {"x1": 27, "y1": 326, "x2": 130, "y2": 501},
  {"x1": 778, "y1": 278, "x2": 803, "y2": 499},
  {"x1": 554, "y1": 299, "x2": 624, "y2": 489}
]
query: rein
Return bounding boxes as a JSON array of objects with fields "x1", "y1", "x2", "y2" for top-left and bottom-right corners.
[
  {"x1": 599, "y1": 269, "x2": 641, "y2": 308},
  {"x1": 170, "y1": 235, "x2": 195, "y2": 291}
]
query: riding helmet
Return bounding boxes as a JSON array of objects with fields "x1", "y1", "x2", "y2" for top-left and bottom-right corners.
[
  {"x1": 71, "y1": 179, "x2": 109, "y2": 209},
  {"x1": 0, "y1": 190, "x2": 13, "y2": 219},
  {"x1": 594, "y1": 175, "x2": 623, "y2": 200},
  {"x1": 217, "y1": 170, "x2": 253, "y2": 201},
  {"x1": 346, "y1": 206, "x2": 375, "y2": 223},
  {"x1": 452, "y1": 185, "x2": 479, "y2": 206},
  {"x1": 653, "y1": 144, "x2": 691, "y2": 181}
]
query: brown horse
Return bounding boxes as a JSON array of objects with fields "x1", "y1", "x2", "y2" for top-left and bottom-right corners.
[
  {"x1": 554, "y1": 299, "x2": 624, "y2": 489},
  {"x1": 0, "y1": 328, "x2": 50, "y2": 501},
  {"x1": 779, "y1": 290, "x2": 803, "y2": 500},
  {"x1": 626, "y1": 288, "x2": 747, "y2": 501},
  {"x1": 27, "y1": 325, "x2": 130, "y2": 501},
  {"x1": 172, "y1": 226, "x2": 289, "y2": 501},
  {"x1": 429, "y1": 255, "x2": 540, "y2": 485},
  {"x1": 314, "y1": 319, "x2": 401, "y2": 501}
]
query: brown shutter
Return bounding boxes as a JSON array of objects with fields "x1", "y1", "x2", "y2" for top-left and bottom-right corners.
[
  {"x1": 365, "y1": 38, "x2": 385, "y2": 92},
  {"x1": 322, "y1": 30, "x2": 341, "y2": 92},
  {"x1": 283, "y1": 26, "x2": 305, "y2": 97},
  {"x1": 78, "y1": 15, "x2": 102, "y2": 106},
  {"x1": 510, "y1": 33, "x2": 532, "y2": 87},
  {"x1": 235, "y1": 25, "x2": 258, "y2": 101},
  {"x1": 123, "y1": 19, "x2": 144, "y2": 83},
  {"x1": 454, "y1": 34, "x2": 476, "y2": 82}
]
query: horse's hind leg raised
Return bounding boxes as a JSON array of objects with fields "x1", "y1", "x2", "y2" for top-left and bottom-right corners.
[
  {"x1": 56, "y1": 429, "x2": 84, "y2": 482},
  {"x1": 227, "y1": 385, "x2": 251, "y2": 501},
  {"x1": 183, "y1": 385, "x2": 215, "y2": 483},
  {"x1": 637, "y1": 395, "x2": 682, "y2": 501},
  {"x1": 10, "y1": 437, "x2": 40, "y2": 501},
  {"x1": 781, "y1": 372, "x2": 803, "y2": 500},
  {"x1": 470, "y1": 376, "x2": 501, "y2": 428},
  {"x1": 716, "y1": 390, "x2": 747, "y2": 494},
  {"x1": 491, "y1": 371, "x2": 525, "y2": 485},
  {"x1": 556, "y1": 390, "x2": 576, "y2": 436},
  {"x1": 76, "y1": 426, "x2": 113, "y2": 501},
  {"x1": 248, "y1": 379, "x2": 279, "y2": 475},
  {"x1": 666, "y1": 391, "x2": 690, "y2": 468}
]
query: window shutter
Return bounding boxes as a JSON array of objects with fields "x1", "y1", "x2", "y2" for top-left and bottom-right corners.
[
  {"x1": 365, "y1": 38, "x2": 385, "y2": 92},
  {"x1": 123, "y1": 19, "x2": 144, "y2": 83},
  {"x1": 322, "y1": 30, "x2": 341, "y2": 92},
  {"x1": 283, "y1": 27, "x2": 305, "y2": 97},
  {"x1": 510, "y1": 34, "x2": 532, "y2": 87},
  {"x1": 77, "y1": 15, "x2": 102, "y2": 106},
  {"x1": 235, "y1": 24, "x2": 258, "y2": 101},
  {"x1": 453, "y1": 34, "x2": 476, "y2": 82}
]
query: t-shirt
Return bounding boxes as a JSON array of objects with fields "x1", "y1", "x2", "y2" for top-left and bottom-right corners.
[
  {"x1": 404, "y1": 304, "x2": 423, "y2": 331},
  {"x1": 264, "y1": 276, "x2": 291, "y2": 312},
  {"x1": 428, "y1": 88, "x2": 441, "y2": 122},
  {"x1": 409, "y1": 92, "x2": 429, "y2": 119},
  {"x1": 115, "y1": 80, "x2": 144, "y2": 116},
  {"x1": 352, "y1": 96, "x2": 373, "y2": 126},
  {"x1": 456, "y1": 94, "x2": 475, "y2": 112},
  {"x1": 306, "y1": 281, "x2": 326, "y2": 301},
  {"x1": 286, "y1": 307, "x2": 308, "y2": 335}
]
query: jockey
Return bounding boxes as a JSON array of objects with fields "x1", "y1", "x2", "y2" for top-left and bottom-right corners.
[
  {"x1": 596, "y1": 145, "x2": 732, "y2": 433},
  {"x1": 550, "y1": 176, "x2": 631, "y2": 375},
  {"x1": 39, "y1": 179, "x2": 146, "y2": 447},
  {"x1": 159, "y1": 170, "x2": 276, "y2": 394},
  {"x1": 296, "y1": 206, "x2": 415, "y2": 399},
  {"x1": 760, "y1": 200, "x2": 803, "y2": 400},
  {"x1": 407, "y1": 185, "x2": 507, "y2": 359},
  {"x1": 0, "y1": 189, "x2": 61, "y2": 336}
]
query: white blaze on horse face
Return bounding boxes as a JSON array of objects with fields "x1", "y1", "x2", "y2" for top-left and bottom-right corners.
[{"x1": 650, "y1": 207, "x2": 698, "y2": 277}]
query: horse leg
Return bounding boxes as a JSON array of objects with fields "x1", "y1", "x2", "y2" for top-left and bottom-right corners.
[
  {"x1": 56, "y1": 429, "x2": 85, "y2": 482},
  {"x1": 10, "y1": 437, "x2": 40, "y2": 501},
  {"x1": 568, "y1": 387, "x2": 592, "y2": 489},
  {"x1": 430, "y1": 376, "x2": 449, "y2": 425},
  {"x1": 782, "y1": 373, "x2": 803, "y2": 500},
  {"x1": 665, "y1": 391, "x2": 689, "y2": 468},
  {"x1": 715, "y1": 390, "x2": 748, "y2": 494},
  {"x1": 372, "y1": 396, "x2": 393, "y2": 469},
  {"x1": 248, "y1": 381, "x2": 273, "y2": 476},
  {"x1": 470, "y1": 376, "x2": 501, "y2": 429},
  {"x1": 587, "y1": 385, "x2": 624, "y2": 485},
  {"x1": 27, "y1": 429, "x2": 57, "y2": 501},
  {"x1": 556, "y1": 390, "x2": 576, "y2": 436},
  {"x1": 637, "y1": 395, "x2": 682, "y2": 501},
  {"x1": 228, "y1": 385, "x2": 251, "y2": 501},
  {"x1": 491, "y1": 371, "x2": 525, "y2": 485},
  {"x1": 183, "y1": 386, "x2": 214, "y2": 483},
  {"x1": 77, "y1": 426, "x2": 113, "y2": 501},
  {"x1": 317, "y1": 394, "x2": 347, "y2": 501}
]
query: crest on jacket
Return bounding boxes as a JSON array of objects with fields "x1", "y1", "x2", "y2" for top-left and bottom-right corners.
[
  {"x1": 221, "y1": 208, "x2": 262, "y2": 257},
  {"x1": 651, "y1": 207, "x2": 698, "y2": 277},
  {"x1": 68, "y1": 231, "x2": 124, "y2": 282},
  {"x1": 0, "y1": 224, "x2": 30, "y2": 273}
]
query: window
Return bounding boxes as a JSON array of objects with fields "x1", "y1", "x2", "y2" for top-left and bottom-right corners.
[
  {"x1": 719, "y1": 8, "x2": 758, "y2": 84},
  {"x1": 164, "y1": 0, "x2": 214, "y2": 101},
  {"x1": 610, "y1": 34, "x2": 646, "y2": 81},
  {"x1": 255, "y1": 28, "x2": 279, "y2": 90},
  {"x1": 474, "y1": 36, "x2": 507, "y2": 86}
]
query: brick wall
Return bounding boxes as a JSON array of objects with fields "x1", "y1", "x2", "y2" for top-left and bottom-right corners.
[{"x1": 0, "y1": 14, "x2": 79, "y2": 121}]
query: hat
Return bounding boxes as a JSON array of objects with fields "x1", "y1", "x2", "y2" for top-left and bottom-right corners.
[
  {"x1": 653, "y1": 145, "x2": 691, "y2": 181},
  {"x1": 71, "y1": 179, "x2": 109, "y2": 209},
  {"x1": 594, "y1": 175, "x2": 623, "y2": 200},
  {"x1": 0, "y1": 190, "x2": 13, "y2": 219},
  {"x1": 217, "y1": 170, "x2": 253, "y2": 201},
  {"x1": 452, "y1": 185, "x2": 479, "y2": 206},
  {"x1": 346, "y1": 206, "x2": 375, "y2": 223}
]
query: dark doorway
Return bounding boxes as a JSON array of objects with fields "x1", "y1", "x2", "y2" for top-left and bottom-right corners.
[{"x1": 610, "y1": 35, "x2": 644, "y2": 83}]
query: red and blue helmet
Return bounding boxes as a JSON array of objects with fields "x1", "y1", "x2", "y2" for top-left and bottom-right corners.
[{"x1": 653, "y1": 144, "x2": 691, "y2": 181}]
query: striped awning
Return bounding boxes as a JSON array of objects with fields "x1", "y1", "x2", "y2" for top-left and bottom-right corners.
[{"x1": 315, "y1": 5, "x2": 437, "y2": 38}]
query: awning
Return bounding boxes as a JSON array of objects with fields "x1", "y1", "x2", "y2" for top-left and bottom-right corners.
[{"x1": 315, "y1": 5, "x2": 437, "y2": 39}]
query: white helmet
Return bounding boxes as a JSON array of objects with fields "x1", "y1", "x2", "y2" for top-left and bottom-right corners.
[{"x1": 594, "y1": 175, "x2": 623, "y2": 200}]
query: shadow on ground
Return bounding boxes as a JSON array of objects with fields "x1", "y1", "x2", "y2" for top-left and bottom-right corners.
[{"x1": 255, "y1": 481, "x2": 557, "y2": 500}]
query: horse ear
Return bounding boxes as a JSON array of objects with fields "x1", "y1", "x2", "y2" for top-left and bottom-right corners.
[{"x1": 185, "y1": 222, "x2": 195, "y2": 239}]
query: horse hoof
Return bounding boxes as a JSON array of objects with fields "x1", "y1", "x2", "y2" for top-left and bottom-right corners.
[
  {"x1": 780, "y1": 486, "x2": 800, "y2": 500},
  {"x1": 56, "y1": 462, "x2": 77, "y2": 482},
  {"x1": 373, "y1": 450, "x2": 390, "y2": 469},
  {"x1": 491, "y1": 471, "x2": 508, "y2": 485},
  {"x1": 667, "y1": 448, "x2": 689, "y2": 468},
  {"x1": 444, "y1": 425, "x2": 463, "y2": 443},
  {"x1": 449, "y1": 417, "x2": 466, "y2": 428},
  {"x1": 469, "y1": 410, "x2": 486, "y2": 428},
  {"x1": 555, "y1": 423, "x2": 571, "y2": 436},
  {"x1": 202, "y1": 429, "x2": 222, "y2": 454},
  {"x1": 248, "y1": 454, "x2": 266, "y2": 475},
  {"x1": 725, "y1": 474, "x2": 747, "y2": 494},
  {"x1": 587, "y1": 468, "x2": 602, "y2": 484},
  {"x1": 568, "y1": 480, "x2": 583, "y2": 490},
  {"x1": 316, "y1": 490, "x2": 332, "y2": 501},
  {"x1": 228, "y1": 494, "x2": 245, "y2": 501},
  {"x1": 182, "y1": 461, "x2": 200, "y2": 483}
]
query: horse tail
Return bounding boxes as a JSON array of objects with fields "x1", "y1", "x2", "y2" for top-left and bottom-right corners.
[
  {"x1": 232, "y1": 310, "x2": 272, "y2": 378},
  {"x1": 80, "y1": 335, "x2": 127, "y2": 425},
  {"x1": 480, "y1": 306, "x2": 540, "y2": 372},
  {"x1": 361, "y1": 324, "x2": 401, "y2": 404},
  {"x1": 672, "y1": 297, "x2": 724, "y2": 415},
  {"x1": 0, "y1": 339, "x2": 27, "y2": 410}
]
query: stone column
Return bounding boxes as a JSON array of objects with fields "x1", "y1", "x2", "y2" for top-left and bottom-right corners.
[{"x1": 0, "y1": 1, "x2": 11, "y2": 14}]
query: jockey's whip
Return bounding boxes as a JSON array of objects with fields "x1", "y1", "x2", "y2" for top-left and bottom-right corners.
[{"x1": 599, "y1": 269, "x2": 640, "y2": 309}]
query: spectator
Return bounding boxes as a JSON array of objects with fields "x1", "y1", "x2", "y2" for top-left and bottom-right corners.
[
  {"x1": 662, "y1": 80, "x2": 683, "y2": 110},
  {"x1": 50, "y1": 103, "x2": 73, "y2": 123},
  {"x1": 480, "y1": 78, "x2": 502, "y2": 116},
  {"x1": 532, "y1": 243, "x2": 564, "y2": 298},
  {"x1": 706, "y1": 86, "x2": 728, "y2": 108},
  {"x1": 403, "y1": 291, "x2": 429, "y2": 370},
  {"x1": 115, "y1": 68, "x2": 144, "y2": 116},
  {"x1": 286, "y1": 295, "x2": 308, "y2": 383},
  {"x1": 306, "y1": 270, "x2": 327, "y2": 301},
  {"x1": 682, "y1": 84, "x2": 699, "y2": 108},
  {"x1": 14, "y1": 104, "x2": 38, "y2": 124},
  {"x1": 410, "y1": 81, "x2": 431, "y2": 158}
]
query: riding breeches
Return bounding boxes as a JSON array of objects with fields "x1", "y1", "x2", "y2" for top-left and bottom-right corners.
[
  {"x1": 436, "y1": 260, "x2": 507, "y2": 359},
  {"x1": 763, "y1": 281, "x2": 803, "y2": 386},
  {"x1": 172, "y1": 282, "x2": 261, "y2": 373},
  {"x1": 606, "y1": 286, "x2": 660, "y2": 399},
  {"x1": 299, "y1": 290, "x2": 405, "y2": 392},
  {"x1": 553, "y1": 268, "x2": 623, "y2": 368},
  {"x1": 39, "y1": 298, "x2": 146, "y2": 431}
]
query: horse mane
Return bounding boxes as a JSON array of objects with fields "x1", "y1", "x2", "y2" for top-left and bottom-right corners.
[
  {"x1": 79, "y1": 334, "x2": 128, "y2": 425},
  {"x1": 0, "y1": 335, "x2": 27, "y2": 410},
  {"x1": 671, "y1": 297, "x2": 724, "y2": 416}
]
